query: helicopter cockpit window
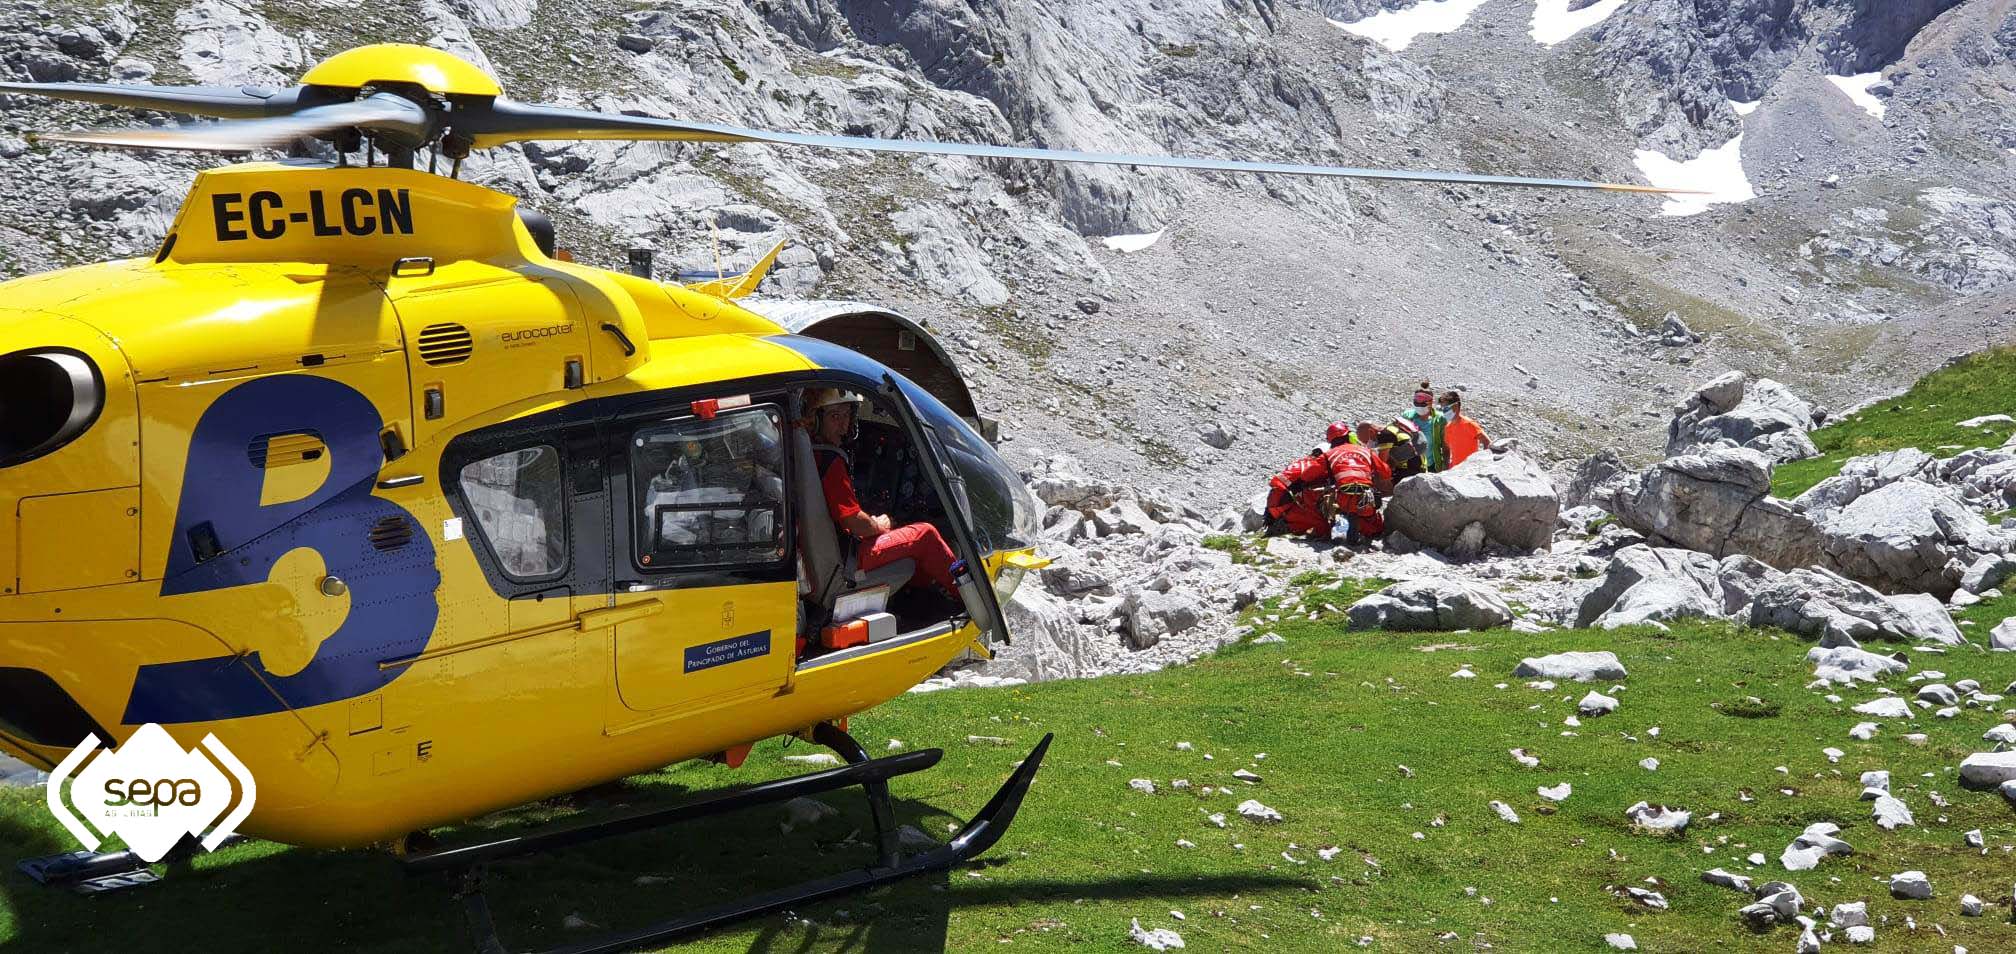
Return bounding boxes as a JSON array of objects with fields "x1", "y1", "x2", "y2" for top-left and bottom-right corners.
[
  {"x1": 631, "y1": 406, "x2": 788, "y2": 570},
  {"x1": 458, "y1": 445, "x2": 567, "y2": 579}
]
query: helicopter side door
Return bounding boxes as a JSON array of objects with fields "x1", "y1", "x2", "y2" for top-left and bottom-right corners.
[{"x1": 604, "y1": 395, "x2": 797, "y2": 717}]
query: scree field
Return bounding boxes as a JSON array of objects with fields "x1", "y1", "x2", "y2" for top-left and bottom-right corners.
[{"x1": 3, "y1": 591, "x2": 2015, "y2": 953}]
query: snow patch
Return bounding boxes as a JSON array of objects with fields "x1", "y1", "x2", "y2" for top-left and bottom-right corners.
[
  {"x1": 1530, "y1": 0, "x2": 1625, "y2": 47},
  {"x1": 1826, "y1": 73, "x2": 1888, "y2": 120},
  {"x1": 1102, "y1": 230, "x2": 1165, "y2": 253},
  {"x1": 1328, "y1": 0, "x2": 1490, "y2": 52},
  {"x1": 1730, "y1": 99, "x2": 1760, "y2": 117},
  {"x1": 1632, "y1": 134, "x2": 1756, "y2": 217}
]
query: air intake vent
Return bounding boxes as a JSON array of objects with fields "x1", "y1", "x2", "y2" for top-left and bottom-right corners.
[
  {"x1": 417, "y1": 323, "x2": 474, "y2": 366},
  {"x1": 368, "y1": 515, "x2": 415, "y2": 552},
  {"x1": 248, "y1": 431, "x2": 325, "y2": 468}
]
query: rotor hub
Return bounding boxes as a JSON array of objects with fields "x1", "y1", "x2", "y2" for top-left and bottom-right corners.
[{"x1": 300, "y1": 44, "x2": 502, "y2": 99}]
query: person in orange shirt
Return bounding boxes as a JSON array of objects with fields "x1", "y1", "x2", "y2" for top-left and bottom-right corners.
[{"x1": 1438, "y1": 390, "x2": 1492, "y2": 468}]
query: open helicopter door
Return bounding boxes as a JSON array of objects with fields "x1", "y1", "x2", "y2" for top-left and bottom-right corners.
[{"x1": 878, "y1": 374, "x2": 1009, "y2": 649}]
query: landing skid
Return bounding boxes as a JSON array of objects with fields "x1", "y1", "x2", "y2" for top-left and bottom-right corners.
[
  {"x1": 17, "y1": 849, "x2": 162, "y2": 894},
  {"x1": 16, "y1": 835, "x2": 238, "y2": 895},
  {"x1": 403, "y1": 722, "x2": 1054, "y2": 954}
]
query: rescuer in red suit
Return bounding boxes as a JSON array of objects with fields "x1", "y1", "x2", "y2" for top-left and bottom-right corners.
[
  {"x1": 1265, "y1": 447, "x2": 1336, "y2": 539},
  {"x1": 1323, "y1": 421, "x2": 1395, "y2": 543}
]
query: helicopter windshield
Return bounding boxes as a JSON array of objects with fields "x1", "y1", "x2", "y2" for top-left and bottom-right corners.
[{"x1": 899, "y1": 378, "x2": 1040, "y2": 555}]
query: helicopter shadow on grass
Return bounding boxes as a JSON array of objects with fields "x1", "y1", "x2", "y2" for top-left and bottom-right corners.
[
  {"x1": 1, "y1": 773, "x2": 1298, "y2": 954},
  {"x1": 429, "y1": 773, "x2": 1302, "y2": 954}
]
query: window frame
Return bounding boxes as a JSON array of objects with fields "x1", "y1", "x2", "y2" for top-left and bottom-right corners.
[
  {"x1": 455, "y1": 442, "x2": 572, "y2": 585},
  {"x1": 624, "y1": 402, "x2": 793, "y2": 578}
]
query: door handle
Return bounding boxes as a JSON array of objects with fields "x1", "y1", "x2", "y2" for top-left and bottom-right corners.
[{"x1": 577, "y1": 599, "x2": 663, "y2": 630}]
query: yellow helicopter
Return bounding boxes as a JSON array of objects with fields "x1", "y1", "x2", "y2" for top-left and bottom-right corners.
[{"x1": 0, "y1": 42, "x2": 1680, "y2": 950}]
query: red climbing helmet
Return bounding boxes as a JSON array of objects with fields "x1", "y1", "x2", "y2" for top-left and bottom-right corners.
[{"x1": 1325, "y1": 420, "x2": 1352, "y2": 443}]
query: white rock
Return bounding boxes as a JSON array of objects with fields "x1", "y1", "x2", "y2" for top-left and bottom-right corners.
[
  {"x1": 1625, "y1": 801, "x2": 1690, "y2": 833},
  {"x1": 1846, "y1": 924, "x2": 1875, "y2": 943},
  {"x1": 1236, "y1": 800, "x2": 1282, "y2": 823},
  {"x1": 1604, "y1": 934, "x2": 1637, "y2": 951},
  {"x1": 1624, "y1": 886, "x2": 1668, "y2": 909},
  {"x1": 1861, "y1": 770, "x2": 1891, "y2": 794},
  {"x1": 1872, "y1": 795, "x2": 1914, "y2": 830},
  {"x1": 1850, "y1": 721, "x2": 1881, "y2": 740},
  {"x1": 1811, "y1": 645, "x2": 1908, "y2": 685},
  {"x1": 1853, "y1": 696, "x2": 1913, "y2": 719},
  {"x1": 783, "y1": 753, "x2": 841, "y2": 766},
  {"x1": 1640, "y1": 757, "x2": 1660, "y2": 771},
  {"x1": 1988, "y1": 723, "x2": 2016, "y2": 744},
  {"x1": 1961, "y1": 893, "x2": 1984, "y2": 916},
  {"x1": 1830, "y1": 901, "x2": 1869, "y2": 927},
  {"x1": 1511, "y1": 748, "x2": 1541, "y2": 768},
  {"x1": 1128, "y1": 918, "x2": 1186, "y2": 951},
  {"x1": 1514, "y1": 651, "x2": 1627, "y2": 682},
  {"x1": 1538, "y1": 782, "x2": 1572, "y2": 802},
  {"x1": 1129, "y1": 778, "x2": 1157, "y2": 795},
  {"x1": 1960, "y1": 751, "x2": 2016, "y2": 786},
  {"x1": 1702, "y1": 868, "x2": 1753, "y2": 892},
  {"x1": 1918, "y1": 683, "x2": 1961, "y2": 706},
  {"x1": 1491, "y1": 800, "x2": 1522, "y2": 824},
  {"x1": 1994, "y1": 617, "x2": 2016, "y2": 651},
  {"x1": 1578, "y1": 691, "x2": 1620, "y2": 715},
  {"x1": 780, "y1": 796, "x2": 839, "y2": 832},
  {"x1": 1347, "y1": 578, "x2": 1514, "y2": 631},
  {"x1": 1889, "y1": 870, "x2": 1933, "y2": 900},
  {"x1": 1206, "y1": 813, "x2": 1227, "y2": 828}
]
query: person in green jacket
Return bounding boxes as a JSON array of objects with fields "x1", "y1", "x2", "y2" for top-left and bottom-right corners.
[{"x1": 1398, "y1": 381, "x2": 1443, "y2": 472}]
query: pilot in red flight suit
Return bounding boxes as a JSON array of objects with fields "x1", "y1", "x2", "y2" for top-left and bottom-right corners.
[{"x1": 808, "y1": 388, "x2": 958, "y2": 598}]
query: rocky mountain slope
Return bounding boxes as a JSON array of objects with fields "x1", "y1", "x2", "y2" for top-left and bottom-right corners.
[{"x1": 2, "y1": 0, "x2": 2013, "y2": 512}]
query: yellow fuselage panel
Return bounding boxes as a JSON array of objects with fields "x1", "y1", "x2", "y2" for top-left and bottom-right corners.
[{"x1": 0, "y1": 161, "x2": 990, "y2": 850}]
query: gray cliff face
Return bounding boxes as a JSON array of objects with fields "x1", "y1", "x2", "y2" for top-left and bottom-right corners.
[{"x1": 0, "y1": 0, "x2": 2012, "y2": 511}]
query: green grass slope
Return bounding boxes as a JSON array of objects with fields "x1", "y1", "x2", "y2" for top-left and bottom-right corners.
[
  {"x1": 5, "y1": 583, "x2": 2014, "y2": 953},
  {"x1": 1773, "y1": 345, "x2": 2016, "y2": 499}
]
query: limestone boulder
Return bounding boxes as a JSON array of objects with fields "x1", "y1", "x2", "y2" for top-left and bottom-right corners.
[
  {"x1": 1667, "y1": 372, "x2": 1818, "y2": 464},
  {"x1": 1026, "y1": 455, "x2": 1120, "y2": 512},
  {"x1": 1120, "y1": 587, "x2": 1203, "y2": 650},
  {"x1": 1812, "y1": 479, "x2": 1999, "y2": 597},
  {"x1": 1562, "y1": 449, "x2": 1631, "y2": 510},
  {"x1": 1609, "y1": 448, "x2": 1823, "y2": 569},
  {"x1": 1742, "y1": 566, "x2": 1951, "y2": 646},
  {"x1": 992, "y1": 582, "x2": 1091, "y2": 682},
  {"x1": 1574, "y1": 545, "x2": 1725, "y2": 628},
  {"x1": 1384, "y1": 450, "x2": 1558, "y2": 555},
  {"x1": 1346, "y1": 578, "x2": 1514, "y2": 632},
  {"x1": 1513, "y1": 650, "x2": 1628, "y2": 682}
]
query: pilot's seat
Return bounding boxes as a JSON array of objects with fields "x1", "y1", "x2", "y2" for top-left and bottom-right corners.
[{"x1": 790, "y1": 428, "x2": 914, "y2": 623}]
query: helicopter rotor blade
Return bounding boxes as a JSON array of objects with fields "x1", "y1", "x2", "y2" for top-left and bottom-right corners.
[
  {"x1": 464, "y1": 100, "x2": 1694, "y2": 194},
  {"x1": 0, "y1": 80, "x2": 297, "y2": 119},
  {"x1": 31, "y1": 93, "x2": 431, "y2": 152}
]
